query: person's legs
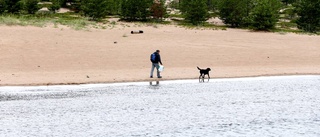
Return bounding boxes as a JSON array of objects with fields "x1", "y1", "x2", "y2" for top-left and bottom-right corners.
[
  {"x1": 154, "y1": 63, "x2": 161, "y2": 78},
  {"x1": 150, "y1": 63, "x2": 155, "y2": 78},
  {"x1": 151, "y1": 63, "x2": 161, "y2": 78}
]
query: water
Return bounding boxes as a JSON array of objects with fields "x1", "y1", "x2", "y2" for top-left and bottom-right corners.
[{"x1": 0, "y1": 76, "x2": 320, "y2": 137}]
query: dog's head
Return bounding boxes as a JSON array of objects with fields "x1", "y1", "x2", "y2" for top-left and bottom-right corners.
[{"x1": 207, "y1": 68, "x2": 211, "y2": 71}]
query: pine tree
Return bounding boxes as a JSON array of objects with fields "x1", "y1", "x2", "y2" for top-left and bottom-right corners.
[
  {"x1": 49, "y1": 0, "x2": 61, "y2": 13},
  {"x1": 218, "y1": 0, "x2": 252, "y2": 27},
  {"x1": 24, "y1": 0, "x2": 40, "y2": 14},
  {"x1": 0, "y1": 0, "x2": 6, "y2": 14},
  {"x1": 249, "y1": 0, "x2": 281, "y2": 30},
  {"x1": 180, "y1": 0, "x2": 209, "y2": 25},
  {"x1": 150, "y1": 0, "x2": 167, "y2": 21},
  {"x1": 6, "y1": 0, "x2": 22, "y2": 13},
  {"x1": 121, "y1": 0, "x2": 153, "y2": 21},
  {"x1": 81, "y1": 0, "x2": 110, "y2": 21},
  {"x1": 295, "y1": 0, "x2": 320, "y2": 32}
]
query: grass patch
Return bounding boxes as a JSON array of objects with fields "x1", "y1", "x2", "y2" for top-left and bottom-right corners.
[
  {"x1": 171, "y1": 18, "x2": 227, "y2": 30},
  {"x1": 272, "y1": 28, "x2": 313, "y2": 35},
  {"x1": 277, "y1": 21, "x2": 297, "y2": 29},
  {"x1": 169, "y1": 13, "x2": 184, "y2": 18},
  {"x1": 0, "y1": 12, "x2": 94, "y2": 30}
]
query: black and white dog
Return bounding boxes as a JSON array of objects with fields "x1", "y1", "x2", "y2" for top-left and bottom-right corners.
[{"x1": 197, "y1": 66, "x2": 211, "y2": 82}]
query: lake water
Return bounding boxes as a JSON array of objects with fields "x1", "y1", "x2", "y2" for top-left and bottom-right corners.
[{"x1": 1, "y1": 76, "x2": 320, "y2": 137}]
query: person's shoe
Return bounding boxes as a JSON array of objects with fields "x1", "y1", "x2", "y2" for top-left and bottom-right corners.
[
  {"x1": 158, "y1": 76, "x2": 162, "y2": 78},
  {"x1": 150, "y1": 76, "x2": 153, "y2": 78}
]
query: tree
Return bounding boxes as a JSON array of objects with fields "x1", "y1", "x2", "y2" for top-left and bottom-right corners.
[
  {"x1": 24, "y1": 0, "x2": 40, "y2": 14},
  {"x1": 180, "y1": 0, "x2": 209, "y2": 25},
  {"x1": 69, "y1": 0, "x2": 81, "y2": 12},
  {"x1": 168, "y1": 0, "x2": 179, "y2": 9},
  {"x1": 150, "y1": 0, "x2": 167, "y2": 21},
  {"x1": 81, "y1": 0, "x2": 110, "y2": 21},
  {"x1": 0, "y1": 0, "x2": 6, "y2": 14},
  {"x1": 207, "y1": 0, "x2": 220, "y2": 11},
  {"x1": 295, "y1": 0, "x2": 320, "y2": 32},
  {"x1": 49, "y1": 0, "x2": 61, "y2": 13},
  {"x1": 59, "y1": 0, "x2": 67, "y2": 7},
  {"x1": 281, "y1": 0, "x2": 297, "y2": 5},
  {"x1": 5, "y1": 0, "x2": 23, "y2": 13},
  {"x1": 121, "y1": 0, "x2": 153, "y2": 21},
  {"x1": 249, "y1": 0, "x2": 281, "y2": 30},
  {"x1": 108, "y1": 0, "x2": 122, "y2": 15},
  {"x1": 218, "y1": 0, "x2": 252, "y2": 27}
]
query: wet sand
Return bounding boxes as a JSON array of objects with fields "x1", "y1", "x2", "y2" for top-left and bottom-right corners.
[{"x1": 0, "y1": 25, "x2": 319, "y2": 86}]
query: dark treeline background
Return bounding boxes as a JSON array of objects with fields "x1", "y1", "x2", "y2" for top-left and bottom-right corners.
[{"x1": 0, "y1": 0, "x2": 319, "y2": 32}]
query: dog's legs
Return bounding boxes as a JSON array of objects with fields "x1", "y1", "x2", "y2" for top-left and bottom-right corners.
[
  {"x1": 207, "y1": 74, "x2": 210, "y2": 82},
  {"x1": 199, "y1": 74, "x2": 205, "y2": 82},
  {"x1": 202, "y1": 75, "x2": 205, "y2": 82}
]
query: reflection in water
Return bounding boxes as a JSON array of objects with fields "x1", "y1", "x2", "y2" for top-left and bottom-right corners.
[
  {"x1": 149, "y1": 81, "x2": 160, "y2": 86},
  {"x1": 199, "y1": 76, "x2": 210, "y2": 83}
]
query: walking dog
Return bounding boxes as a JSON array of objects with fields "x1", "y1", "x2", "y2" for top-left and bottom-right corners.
[{"x1": 197, "y1": 67, "x2": 211, "y2": 82}]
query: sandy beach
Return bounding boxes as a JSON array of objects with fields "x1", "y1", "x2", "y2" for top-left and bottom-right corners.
[{"x1": 0, "y1": 25, "x2": 319, "y2": 86}]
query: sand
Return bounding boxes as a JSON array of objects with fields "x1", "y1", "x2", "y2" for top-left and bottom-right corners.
[{"x1": 0, "y1": 25, "x2": 319, "y2": 86}]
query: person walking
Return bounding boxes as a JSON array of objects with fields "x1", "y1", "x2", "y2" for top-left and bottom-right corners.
[{"x1": 150, "y1": 50, "x2": 163, "y2": 78}]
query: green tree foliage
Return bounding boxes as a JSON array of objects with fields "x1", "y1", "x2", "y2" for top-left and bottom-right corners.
[
  {"x1": 207, "y1": 0, "x2": 220, "y2": 11},
  {"x1": 81, "y1": 0, "x2": 110, "y2": 21},
  {"x1": 281, "y1": 0, "x2": 297, "y2": 5},
  {"x1": 5, "y1": 0, "x2": 23, "y2": 13},
  {"x1": 49, "y1": 0, "x2": 61, "y2": 13},
  {"x1": 295, "y1": 0, "x2": 320, "y2": 32},
  {"x1": 0, "y1": 0, "x2": 6, "y2": 14},
  {"x1": 249, "y1": 0, "x2": 281, "y2": 30},
  {"x1": 69, "y1": 0, "x2": 81, "y2": 12},
  {"x1": 150, "y1": 0, "x2": 167, "y2": 21},
  {"x1": 24, "y1": 0, "x2": 40, "y2": 14},
  {"x1": 218, "y1": 0, "x2": 252, "y2": 27},
  {"x1": 180, "y1": 0, "x2": 209, "y2": 25},
  {"x1": 59, "y1": 0, "x2": 67, "y2": 7},
  {"x1": 121, "y1": 0, "x2": 153, "y2": 21},
  {"x1": 108, "y1": 0, "x2": 122, "y2": 15},
  {"x1": 168, "y1": 0, "x2": 179, "y2": 9}
]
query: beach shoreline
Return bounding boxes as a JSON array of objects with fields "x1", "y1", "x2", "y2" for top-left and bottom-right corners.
[
  {"x1": 1, "y1": 73, "x2": 320, "y2": 87},
  {"x1": 1, "y1": 75, "x2": 320, "y2": 136},
  {"x1": 1, "y1": 25, "x2": 319, "y2": 86}
]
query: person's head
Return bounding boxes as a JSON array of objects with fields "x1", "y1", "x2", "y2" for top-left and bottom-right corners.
[{"x1": 156, "y1": 50, "x2": 160, "y2": 53}]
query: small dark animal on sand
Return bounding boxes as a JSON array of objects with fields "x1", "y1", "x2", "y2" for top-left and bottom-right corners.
[{"x1": 197, "y1": 66, "x2": 211, "y2": 82}]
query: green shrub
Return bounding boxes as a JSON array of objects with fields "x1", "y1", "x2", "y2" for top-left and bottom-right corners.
[
  {"x1": 6, "y1": 0, "x2": 23, "y2": 13},
  {"x1": 295, "y1": 0, "x2": 320, "y2": 32},
  {"x1": 81, "y1": 0, "x2": 110, "y2": 21},
  {"x1": 150, "y1": 0, "x2": 167, "y2": 21},
  {"x1": 0, "y1": 0, "x2": 6, "y2": 14},
  {"x1": 249, "y1": 0, "x2": 281, "y2": 30},
  {"x1": 121, "y1": 0, "x2": 153, "y2": 21},
  {"x1": 218, "y1": 0, "x2": 252, "y2": 27},
  {"x1": 180, "y1": 0, "x2": 209, "y2": 25},
  {"x1": 24, "y1": 0, "x2": 40, "y2": 14},
  {"x1": 49, "y1": 0, "x2": 60, "y2": 13},
  {"x1": 168, "y1": 0, "x2": 179, "y2": 9},
  {"x1": 283, "y1": 7, "x2": 296, "y2": 20}
]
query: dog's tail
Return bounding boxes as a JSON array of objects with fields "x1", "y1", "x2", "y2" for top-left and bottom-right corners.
[{"x1": 197, "y1": 66, "x2": 201, "y2": 70}]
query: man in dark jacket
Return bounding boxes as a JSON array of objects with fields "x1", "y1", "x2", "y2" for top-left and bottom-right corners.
[{"x1": 150, "y1": 50, "x2": 163, "y2": 78}]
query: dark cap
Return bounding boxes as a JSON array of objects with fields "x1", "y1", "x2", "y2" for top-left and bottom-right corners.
[{"x1": 156, "y1": 50, "x2": 160, "y2": 52}]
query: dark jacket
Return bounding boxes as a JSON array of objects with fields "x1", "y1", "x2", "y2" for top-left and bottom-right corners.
[{"x1": 151, "y1": 52, "x2": 162, "y2": 65}]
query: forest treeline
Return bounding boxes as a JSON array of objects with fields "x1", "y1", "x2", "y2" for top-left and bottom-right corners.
[{"x1": 0, "y1": 0, "x2": 319, "y2": 32}]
